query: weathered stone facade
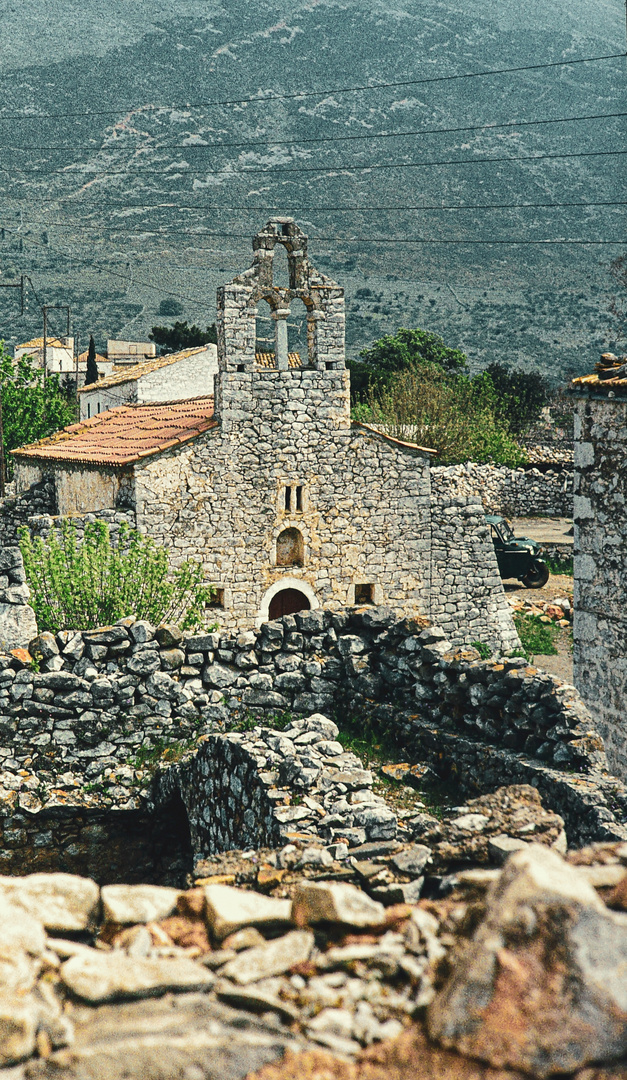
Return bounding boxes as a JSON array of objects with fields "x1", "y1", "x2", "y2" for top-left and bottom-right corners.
[{"x1": 572, "y1": 393, "x2": 627, "y2": 779}]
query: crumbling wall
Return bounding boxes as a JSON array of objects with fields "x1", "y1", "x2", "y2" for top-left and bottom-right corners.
[
  {"x1": 0, "y1": 606, "x2": 625, "y2": 864},
  {"x1": 573, "y1": 396, "x2": 627, "y2": 779}
]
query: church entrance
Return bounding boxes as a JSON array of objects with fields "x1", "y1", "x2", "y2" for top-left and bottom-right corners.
[{"x1": 268, "y1": 587, "x2": 311, "y2": 620}]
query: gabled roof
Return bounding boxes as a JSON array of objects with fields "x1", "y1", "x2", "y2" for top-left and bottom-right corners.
[
  {"x1": 17, "y1": 337, "x2": 69, "y2": 350},
  {"x1": 571, "y1": 353, "x2": 627, "y2": 397},
  {"x1": 77, "y1": 345, "x2": 214, "y2": 395},
  {"x1": 12, "y1": 397, "x2": 216, "y2": 467},
  {"x1": 78, "y1": 351, "x2": 108, "y2": 366}
]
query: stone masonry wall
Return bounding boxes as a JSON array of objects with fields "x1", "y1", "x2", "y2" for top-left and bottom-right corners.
[
  {"x1": 433, "y1": 462, "x2": 573, "y2": 518},
  {"x1": 429, "y1": 493, "x2": 520, "y2": 652},
  {"x1": 573, "y1": 396, "x2": 627, "y2": 780},
  {"x1": 0, "y1": 606, "x2": 625, "y2": 876}
]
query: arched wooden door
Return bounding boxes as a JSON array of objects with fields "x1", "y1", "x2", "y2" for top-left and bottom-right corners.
[{"x1": 268, "y1": 588, "x2": 311, "y2": 620}]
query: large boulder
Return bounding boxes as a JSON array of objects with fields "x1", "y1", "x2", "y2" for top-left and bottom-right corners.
[{"x1": 428, "y1": 844, "x2": 627, "y2": 1077}]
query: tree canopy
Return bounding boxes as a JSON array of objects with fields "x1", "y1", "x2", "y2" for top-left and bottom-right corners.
[
  {"x1": 85, "y1": 334, "x2": 99, "y2": 385},
  {"x1": 0, "y1": 343, "x2": 77, "y2": 478},
  {"x1": 348, "y1": 327, "x2": 468, "y2": 399},
  {"x1": 149, "y1": 320, "x2": 217, "y2": 354}
]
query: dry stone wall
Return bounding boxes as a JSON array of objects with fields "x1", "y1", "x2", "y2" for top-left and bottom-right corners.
[
  {"x1": 0, "y1": 606, "x2": 625, "y2": 880},
  {"x1": 433, "y1": 462, "x2": 573, "y2": 518}
]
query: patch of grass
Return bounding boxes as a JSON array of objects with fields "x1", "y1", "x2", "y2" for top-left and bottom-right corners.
[
  {"x1": 128, "y1": 738, "x2": 197, "y2": 774},
  {"x1": 545, "y1": 554, "x2": 573, "y2": 576},
  {"x1": 513, "y1": 612, "x2": 559, "y2": 660},
  {"x1": 232, "y1": 710, "x2": 295, "y2": 733},
  {"x1": 470, "y1": 641, "x2": 492, "y2": 660}
]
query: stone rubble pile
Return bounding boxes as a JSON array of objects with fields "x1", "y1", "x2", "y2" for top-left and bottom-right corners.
[
  {"x1": 0, "y1": 836, "x2": 626, "y2": 1078},
  {"x1": 506, "y1": 591, "x2": 573, "y2": 626}
]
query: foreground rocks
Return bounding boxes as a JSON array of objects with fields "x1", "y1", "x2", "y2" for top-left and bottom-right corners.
[{"x1": 0, "y1": 834, "x2": 627, "y2": 1077}]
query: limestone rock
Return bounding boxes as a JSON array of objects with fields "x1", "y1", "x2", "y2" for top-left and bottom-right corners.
[
  {"x1": 292, "y1": 881, "x2": 385, "y2": 928},
  {"x1": 0, "y1": 872, "x2": 99, "y2": 933},
  {"x1": 0, "y1": 994, "x2": 39, "y2": 1066},
  {"x1": 204, "y1": 885, "x2": 292, "y2": 941},
  {"x1": 220, "y1": 930, "x2": 314, "y2": 984},
  {"x1": 60, "y1": 950, "x2": 215, "y2": 1003},
  {"x1": 0, "y1": 603, "x2": 37, "y2": 650},
  {"x1": 24, "y1": 993, "x2": 296, "y2": 1079},
  {"x1": 101, "y1": 884, "x2": 180, "y2": 925},
  {"x1": 0, "y1": 894, "x2": 46, "y2": 993},
  {"x1": 427, "y1": 844, "x2": 627, "y2": 1076}
]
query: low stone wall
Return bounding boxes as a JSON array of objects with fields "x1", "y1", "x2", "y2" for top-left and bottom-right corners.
[
  {"x1": 0, "y1": 606, "x2": 625, "y2": 873},
  {"x1": 433, "y1": 462, "x2": 573, "y2": 518},
  {"x1": 0, "y1": 477, "x2": 56, "y2": 544}
]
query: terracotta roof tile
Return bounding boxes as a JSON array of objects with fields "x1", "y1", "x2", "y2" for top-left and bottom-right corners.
[
  {"x1": 17, "y1": 337, "x2": 69, "y2": 349},
  {"x1": 77, "y1": 345, "x2": 214, "y2": 394},
  {"x1": 571, "y1": 353, "x2": 627, "y2": 397},
  {"x1": 12, "y1": 397, "x2": 216, "y2": 467},
  {"x1": 255, "y1": 352, "x2": 302, "y2": 369}
]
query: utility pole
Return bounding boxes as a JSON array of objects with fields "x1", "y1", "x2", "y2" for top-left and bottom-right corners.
[
  {"x1": 0, "y1": 396, "x2": 6, "y2": 499},
  {"x1": 0, "y1": 275, "x2": 24, "y2": 315},
  {"x1": 41, "y1": 304, "x2": 71, "y2": 385}
]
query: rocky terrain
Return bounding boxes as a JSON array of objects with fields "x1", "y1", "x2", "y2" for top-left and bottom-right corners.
[{"x1": 0, "y1": 811, "x2": 626, "y2": 1078}]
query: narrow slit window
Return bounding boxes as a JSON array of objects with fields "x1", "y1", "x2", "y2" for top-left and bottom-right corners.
[
  {"x1": 284, "y1": 486, "x2": 292, "y2": 511},
  {"x1": 355, "y1": 583, "x2": 375, "y2": 604},
  {"x1": 295, "y1": 485, "x2": 303, "y2": 512},
  {"x1": 87, "y1": 403, "x2": 91, "y2": 418}
]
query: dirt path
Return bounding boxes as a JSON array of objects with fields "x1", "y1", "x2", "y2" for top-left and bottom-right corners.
[{"x1": 503, "y1": 573, "x2": 574, "y2": 683}]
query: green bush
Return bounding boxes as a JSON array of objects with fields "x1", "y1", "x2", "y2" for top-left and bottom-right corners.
[
  {"x1": 352, "y1": 361, "x2": 526, "y2": 467},
  {"x1": 544, "y1": 553, "x2": 573, "y2": 576},
  {"x1": 19, "y1": 520, "x2": 213, "y2": 633},
  {"x1": 513, "y1": 612, "x2": 559, "y2": 659}
]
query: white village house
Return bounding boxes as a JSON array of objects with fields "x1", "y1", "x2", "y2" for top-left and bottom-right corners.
[{"x1": 77, "y1": 344, "x2": 218, "y2": 420}]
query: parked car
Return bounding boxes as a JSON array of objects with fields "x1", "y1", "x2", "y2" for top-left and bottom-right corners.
[{"x1": 486, "y1": 514, "x2": 550, "y2": 588}]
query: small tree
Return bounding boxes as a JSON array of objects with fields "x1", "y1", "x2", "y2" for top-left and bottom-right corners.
[
  {"x1": 0, "y1": 343, "x2": 77, "y2": 478},
  {"x1": 349, "y1": 327, "x2": 468, "y2": 400},
  {"x1": 149, "y1": 321, "x2": 217, "y2": 354},
  {"x1": 484, "y1": 362, "x2": 550, "y2": 436},
  {"x1": 19, "y1": 520, "x2": 214, "y2": 633},
  {"x1": 85, "y1": 335, "x2": 99, "y2": 385}
]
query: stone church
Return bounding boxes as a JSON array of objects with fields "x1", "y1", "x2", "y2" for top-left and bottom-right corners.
[{"x1": 12, "y1": 220, "x2": 517, "y2": 649}]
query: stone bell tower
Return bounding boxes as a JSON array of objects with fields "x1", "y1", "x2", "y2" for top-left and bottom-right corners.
[{"x1": 215, "y1": 219, "x2": 350, "y2": 433}]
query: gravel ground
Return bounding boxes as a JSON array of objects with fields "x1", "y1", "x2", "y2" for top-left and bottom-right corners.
[{"x1": 503, "y1": 573, "x2": 574, "y2": 683}]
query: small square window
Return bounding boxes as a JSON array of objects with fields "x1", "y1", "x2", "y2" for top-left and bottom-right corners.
[
  {"x1": 208, "y1": 588, "x2": 225, "y2": 609},
  {"x1": 355, "y1": 583, "x2": 375, "y2": 604},
  {"x1": 325, "y1": 362, "x2": 334, "y2": 370},
  {"x1": 236, "y1": 364, "x2": 245, "y2": 372}
]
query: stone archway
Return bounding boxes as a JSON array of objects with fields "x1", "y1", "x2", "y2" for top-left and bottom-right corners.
[
  {"x1": 257, "y1": 577, "x2": 320, "y2": 626},
  {"x1": 268, "y1": 587, "x2": 310, "y2": 620}
]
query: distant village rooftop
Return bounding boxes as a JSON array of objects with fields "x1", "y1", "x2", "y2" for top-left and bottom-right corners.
[
  {"x1": 12, "y1": 397, "x2": 216, "y2": 467},
  {"x1": 76, "y1": 345, "x2": 214, "y2": 395},
  {"x1": 571, "y1": 352, "x2": 627, "y2": 397}
]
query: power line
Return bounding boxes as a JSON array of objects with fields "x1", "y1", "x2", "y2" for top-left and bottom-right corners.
[
  {"x1": 4, "y1": 223, "x2": 625, "y2": 251},
  {"x1": 13, "y1": 199, "x2": 627, "y2": 235},
  {"x1": 4, "y1": 109, "x2": 626, "y2": 154},
  {"x1": 0, "y1": 52, "x2": 623, "y2": 121},
  {"x1": 6, "y1": 145, "x2": 627, "y2": 179}
]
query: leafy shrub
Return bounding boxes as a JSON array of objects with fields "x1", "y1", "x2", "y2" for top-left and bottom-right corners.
[
  {"x1": 149, "y1": 320, "x2": 217, "y2": 354},
  {"x1": 484, "y1": 361, "x2": 550, "y2": 435},
  {"x1": 0, "y1": 344, "x2": 77, "y2": 479},
  {"x1": 19, "y1": 521, "x2": 213, "y2": 633},
  {"x1": 513, "y1": 612, "x2": 559, "y2": 659},
  {"x1": 348, "y1": 327, "x2": 468, "y2": 400},
  {"x1": 353, "y1": 362, "x2": 526, "y2": 467},
  {"x1": 471, "y1": 641, "x2": 492, "y2": 659}
]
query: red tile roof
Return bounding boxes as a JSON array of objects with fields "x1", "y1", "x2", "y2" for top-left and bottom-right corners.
[{"x1": 12, "y1": 397, "x2": 216, "y2": 467}]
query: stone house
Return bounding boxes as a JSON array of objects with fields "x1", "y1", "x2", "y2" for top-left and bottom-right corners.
[
  {"x1": 571, "y1": 353, "x2": 627, "y2": 779},
  {"x1": 77, "y1": 345, "x2": 219, "y2": 420},
  {"x1": 10, "y1": 220, "x2": 517, "y2": 649}
]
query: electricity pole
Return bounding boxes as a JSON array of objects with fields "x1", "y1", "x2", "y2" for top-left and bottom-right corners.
[{"x1": 41, "y1": 304, "x2": 71, "y2": 385}]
